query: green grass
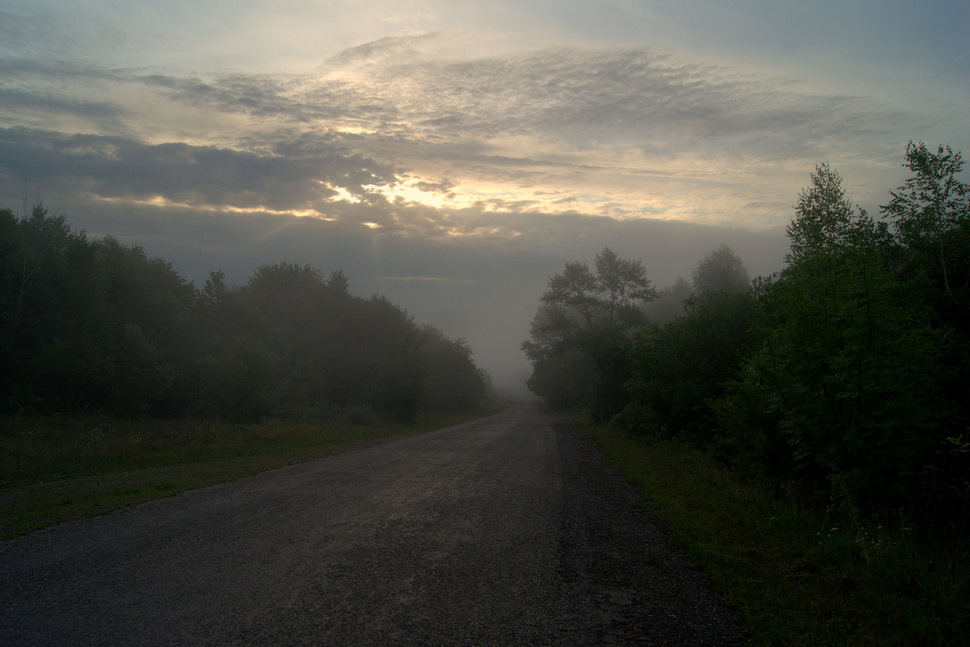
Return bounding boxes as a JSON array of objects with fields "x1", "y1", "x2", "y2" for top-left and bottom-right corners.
[
  {"x1": 1, "y1": 407, "x2": 497, "y2": 541},
  {"x1": 585, "y1": 422, "x2": 969, "y2": 646}
]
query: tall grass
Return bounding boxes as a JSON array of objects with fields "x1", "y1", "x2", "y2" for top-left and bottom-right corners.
[{"x1": 587, "y1": 422, "x2": 969, "y2": 646}]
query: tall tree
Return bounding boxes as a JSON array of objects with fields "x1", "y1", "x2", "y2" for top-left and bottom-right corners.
[
  {"x1": 524, "y1": 247, "x2": 656, "y2": 363},
  {"x1": 715, "y1": 164, "x2": 945, "y2": 506},
  {"x1": 243, "y1": 261, "x2": 340, "y2": 411},
  {"x1": 882, "y1": 141, "x2": 969, "y2": 306},
  {"x1": 417, "y1": 325, "x2": 486, "y2": 413},
  {"x1": 786, "y1": 163, "x2": 858, "y2": 263},
  {"x1": 523, "y1": 247, "x2": 656, "y2": 418},
  {"x1": 882, "y1": 142, "x2": 970, "y2": 475},
  {"x1": 628, "y1": 289, "x2": 763, "y2": 442},
  {"x1": 691, "y1": 244, "x2": 750, "y2": 295},
  {"x1": 1, "y1": 204, "x2": 106, "y2": 410}
]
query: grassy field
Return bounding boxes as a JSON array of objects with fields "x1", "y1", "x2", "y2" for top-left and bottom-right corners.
[
  {"x1": 586, "y1": 422, "x2": 969, "y2": 646},
  {"x1": 0, "y1": 408, "x2": 494, "y2": 541}
]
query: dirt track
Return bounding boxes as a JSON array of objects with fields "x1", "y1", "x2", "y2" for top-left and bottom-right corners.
[{"x1": 0, "y1": 403, "x2": 740, "y2": 645}]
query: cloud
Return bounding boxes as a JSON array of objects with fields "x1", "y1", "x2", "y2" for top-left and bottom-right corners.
[
  {"x1": 1, "y1": 34, "x2": 936, "y2": 234},
  {"x1": 319, "y1": 33, "x2": 442, "y2": 70},
  {"x1": 115, "y1": 38, "x2": 924, "y2": 225},
  {"x1": 0, "y1": 58, "x2": 119, "y2": 82},
  {"x1": 0, "y1": 88, "x2": 122, "y2": 122},
  {"x1": 137, "y1": 73, "x2": 302, "y2": 120},
  {"x1": 144, "y1": 41, "x2": 904, "y2": 158},
  {"x1": 0, "y1": 127, "x2": 400, "y2": 213}
]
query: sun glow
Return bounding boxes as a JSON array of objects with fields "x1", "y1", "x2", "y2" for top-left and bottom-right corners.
[
  {"x1": 92, "y1": 194, "x2": 329, "y2": 219},
  {"x1": 372, "y1": 176, "x2": 680, "y2": 222}
]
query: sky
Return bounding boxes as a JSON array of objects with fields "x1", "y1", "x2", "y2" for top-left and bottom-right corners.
[{"x1": 1, "y1": 1, "x2": 968, "y2": 393}]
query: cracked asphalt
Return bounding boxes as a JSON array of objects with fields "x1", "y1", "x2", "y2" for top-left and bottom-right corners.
[{"x1": 0, "y1": 403, "x2": 741, "y2": 645}]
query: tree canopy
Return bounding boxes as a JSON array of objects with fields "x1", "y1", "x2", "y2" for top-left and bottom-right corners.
[
  {"x1": 0, "y1": 206, "x2": 488, "y2": 421},
  {"x1": 691, "y1": 244, "x2": 750, "y2": 295},
  {"x1": 523, "y1": 247, "x2": 656, "y2": 420}
]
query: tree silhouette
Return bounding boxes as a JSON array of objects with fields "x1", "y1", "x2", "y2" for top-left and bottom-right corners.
[
  {"x1": 523, "y1": 247, "x2": 656, "y2": 418},
  {"x1": 691, "y1": 244, "x2": 750, "y2": 295}
]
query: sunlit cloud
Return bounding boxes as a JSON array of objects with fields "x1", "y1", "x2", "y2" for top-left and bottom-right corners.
[
  {"x1": 2, "y1": 28, "x2": 949, "y2": 243},
  {"x1": 5, "y1": 34, "x2": 931, "y2": 233},
  {"x1": 91, "y1": 193, "x2": 329, "y2": 219}
]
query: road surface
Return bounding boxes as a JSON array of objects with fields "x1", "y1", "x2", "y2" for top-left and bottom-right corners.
[{"x1": 1, "y1": 403, "x2": 740, "y2": 645}]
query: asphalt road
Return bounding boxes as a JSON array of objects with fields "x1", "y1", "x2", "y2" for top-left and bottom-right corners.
[{"x1": 1, "y1": 403, "x2": 740, "y2": 646}]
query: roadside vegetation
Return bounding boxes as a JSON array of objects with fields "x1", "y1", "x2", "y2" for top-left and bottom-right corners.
[
  {"x1": 0, "y1": 404, "x2": 500, "y2": 541},
  {"x1": 524, "y1": 141, "x2": 970, "y2": 644},
  {"x1": 588, "y1": 422, "x2": 968, "y2": 646}
]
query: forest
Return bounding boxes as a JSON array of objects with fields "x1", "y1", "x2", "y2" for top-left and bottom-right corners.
[
  {"x1": 524, "y1": 142, "x2": 970, "y2": 537},
  {"x1": 0, "y1": 210, "x2": 489, "y2": 423}
]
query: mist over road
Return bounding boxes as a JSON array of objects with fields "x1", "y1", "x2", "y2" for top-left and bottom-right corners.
[{"x1": 1, "y1": 404, "x2": 739, "y2": 645}]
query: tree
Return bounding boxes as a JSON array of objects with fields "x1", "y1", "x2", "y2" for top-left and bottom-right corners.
[
  {"x1": 0, "y1": 207, "x2": 24, "y2": 403},
  {"x1": 110, "y1": 324, "x2": 177, "y2": 417},
  {"x1": 352, "y1": 295, "x2": 423, "y2": 421},
  {"x1": 201, "y1": 269, "x2": 233, "y2": 306},
  {"x1": 523, "y1": 247, "x2": 656, "y2": 363},
  {"x1": 3, "y1": 205, "x2": 87, "y2": 361},
  {"x1": 0, "y1": 203, "x2": 489, "y2": 420},
  {"x1": 713, "y1": 165, "x2": 946, "y2": 506},
  {"x1": 327, "y1": 269, "x2": 350, "y2": 294},
  {"x1": 0, "y1": 204, "x2": 109, "y2": 411},
  {"x1": 691, "y1": 244, "x2": 750, "y2": 295},
  {"x1": 526, "y1": 349, "x2": 599, "y2": 410},
  {"x1": 243, "y1": 261, "x2": 340, "y2": 410},
  {"x1": 627, "y1": 290, "x2": 763, "y2": 442},
  {"x1": 786, "y1": 163, "x2": 858, "y2": 263},
  {"x1": 95, "y1": 237, "x2": 196, "y2": 415},
  {"x1": 642, "y1": 277, "x2": 693, "y2": 325},
  {"x1": 198, "y1": 336, "x2": 276, "y2": 422},
  {"x1": 881, "y1": 143, "x2": 970, "y2": 498},
  {"x1": 882, "y1": 141, "x2": 970, "y2": 306},
  {"x1": 884, "y1": 143, "x2": 968, "y2": 252},
  {"x1": 417, "y1": 325, "x2": 486, "y2": 413},
  {"x1": 539, "y1": 247, "x2": 656, "y2": 329},
  {"x1": 523, "y1": 247, "x2": 656, "y2": 418}
]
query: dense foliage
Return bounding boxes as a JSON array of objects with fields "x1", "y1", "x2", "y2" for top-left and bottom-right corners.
[
  {"x1": 521, "y1": 247, "x2": 657, "y2": 421},
  {"x1": 0, "y1": 208, "x2": 487, "y2": 422},
  {"x1": 524, "y1": 142, "x2": 970, "y2": 534}
]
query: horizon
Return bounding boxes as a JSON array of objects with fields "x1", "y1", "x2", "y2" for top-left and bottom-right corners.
[{"x1": 2, "y1": 0, "x2": 967, "y2": 391}]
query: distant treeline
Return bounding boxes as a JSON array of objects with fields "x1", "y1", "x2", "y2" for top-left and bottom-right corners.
[
  {"x1": 0, "y1": 208, "x2": 488, "y2": 422},
  {"x1": 524, "y1": 142, "x2": 970, "y2": 534}
]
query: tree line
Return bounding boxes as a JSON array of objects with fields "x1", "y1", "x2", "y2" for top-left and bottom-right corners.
[
  {"x1": 523, "y1": 142, "x2": 969, "y2": 534},
  {"x1": 0, "y1": 208, "x2": 488, "y2": 422}
]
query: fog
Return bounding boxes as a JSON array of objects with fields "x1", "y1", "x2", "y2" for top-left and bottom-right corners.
[{"x1": 14, "y1": 197, "x2": 788, "y2": 396}]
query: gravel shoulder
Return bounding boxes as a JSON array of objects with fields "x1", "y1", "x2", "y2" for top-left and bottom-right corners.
[
  {"x1": 0, "y1": 403, "x2": 740, "y2": 646},
  {"x1": 554, "y1": 417, "x2": 742, "y2": 645}
]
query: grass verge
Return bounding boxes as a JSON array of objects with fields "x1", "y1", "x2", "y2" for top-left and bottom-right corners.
[
  {"x1": 1, "y1": 407, "x2": 498, "y2": 542},
  {"x1": 585, "y1": 422, "x2": 969, "y2": 646}
]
